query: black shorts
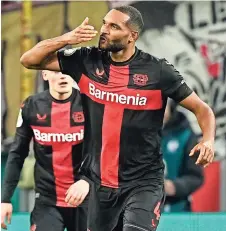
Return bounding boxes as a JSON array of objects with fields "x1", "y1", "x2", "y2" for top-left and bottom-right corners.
[
  {"x1": 30, "y1": 198, "x2": 88, "y2": 231},
  {"x1": 88, "y1": 183, "x2": 165, "y2": 231}
]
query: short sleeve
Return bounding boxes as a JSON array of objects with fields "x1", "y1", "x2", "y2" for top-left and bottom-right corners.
[
  {"x1": 57, "y1": 47, "x2": 90, "y2": 83},
  {"x1": 160, "y1": 59, "x2": 193, "y2": 102}
]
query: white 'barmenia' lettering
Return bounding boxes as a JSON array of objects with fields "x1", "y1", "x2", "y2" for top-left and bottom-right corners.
[
  {"x1": 89, "y1": 83, "x2": 147, "y2": 105},
  {"x1": 33, "y1": 129, "x2": 84, "y2": 142}
]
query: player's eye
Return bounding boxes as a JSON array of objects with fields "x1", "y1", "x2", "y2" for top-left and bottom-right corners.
[{"x1": 112, "y1": 24, "x2": 119, "y2": 30}]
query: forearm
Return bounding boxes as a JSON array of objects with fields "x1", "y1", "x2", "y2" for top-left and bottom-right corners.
[
  {"x1": 20, "y1": 35, "x2": 68, "y2": 70},
  {"x1": 1, "y1": 153, "x2": 26, "y2": 203},
  {"x1": 2, "y1": 135, "x2": 30, "y2": 203},
  {"x1": 195, "y1": 103, "x2": 215, "y2": 141}
]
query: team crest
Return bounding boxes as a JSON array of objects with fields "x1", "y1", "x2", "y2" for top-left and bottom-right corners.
[
  {"x1": 133, "y1": 74, "x2": 148, "y2": 86},
  {"x1": 72, "y1": 112, "x2": 84, "y2": 123}
]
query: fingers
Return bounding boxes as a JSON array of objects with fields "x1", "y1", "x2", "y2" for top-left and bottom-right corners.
[
  {"x1": 77, "y1": 17, "x2": 98, "y2": 35},
  {"x1": 65, "y1": 188, "x2": 88, "y2": 207},
  {"x1": 7, "y1": 212, "x2": 12, "y2": 225},
  {"x1": 74, "y1": 27, "x2": 98, "y2": 43},
  {"x1": 79, "y1": 17, "x2": 98, "y2": 34},
  {"x1": 195, "y1": 146, "x2": 205, "y2": 164},
  {"x1": 65, "y1": 181, "x2": 89, "y2": 206},
  {"x1": 1, "y1": 221, "x2": 7, "y2": 230},
  {"x1": 1, "y1": 213, "x2": 6, "y2": 229},
  {"x1": 189, "y1": 144, "x2": 201, "y2": 157},
  {"x1": 80, "y1": 25, "x2": 95, "y2": 31},
  {"x1": 189, "y1": 146, "x2": 197, "y2": 157},
  {"x1": 207, "y1": 152, "x2": 213, "y2": 163},
  {"x1": 65, "y1": 184, "x2": 73, "y2": 195},
  {"x1": 68, "y1": 18, "x2": 98, "y2": 45},
  {"x1": 1, "y1": 215, "x2": 7, "y2": 229},
  {"x1": 65, "y1": 190, "x2": 82, "y2": 207},
  {"x1": 78, "y1": 34, "x2": 97, "y2": 38},
  {"x1": 196, "y1": 147, "x2": 205, "y2": 165},
  {"x1": 70, "y1": 193, "x2": 83, "y2": 207},
  {"x1": 77, "y1": 27, "x2": 98, "y2": 34},
  {"x1": 65, "y1": 189, "x2": 72, "y2": 203},
  {"x1": 81, "y1": 17, "x2": 89, "y2": 26},
  {"x1": 195, "y1": 146, "x2": 214, "y2": 167}
]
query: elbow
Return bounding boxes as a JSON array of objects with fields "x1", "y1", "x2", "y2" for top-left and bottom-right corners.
[
  {"x1": 201, "y1": 102, "x2": 214, "y2": 115},
  {"x1": 205, "y1": 103, "x2": 214, "y2": 115},
  {"x1": 195, "y1": 101, "x2": 215, "y2": 120},
  {"x1": 20, "y1": 52, "x2": 32, "y2": 69},
  {"x1": 20, "y1": 51, "x2": 39, "y2": 69}
]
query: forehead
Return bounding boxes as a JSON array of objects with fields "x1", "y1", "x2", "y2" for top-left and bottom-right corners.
[{"x1": 104, "y1": 9, "x2": 130, "y2": 26}]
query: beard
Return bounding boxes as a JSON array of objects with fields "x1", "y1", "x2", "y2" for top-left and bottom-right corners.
[{"x1": 98, "y1": 39, "x2": 126, "y2": 52}]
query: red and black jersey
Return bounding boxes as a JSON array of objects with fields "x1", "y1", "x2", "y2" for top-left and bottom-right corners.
[
  {"x1": 57, "y1": 47, "x2": 193, "y2": 188},
  {"x1": 2, "y1": 89, "x2": 85, "y2": 206}
]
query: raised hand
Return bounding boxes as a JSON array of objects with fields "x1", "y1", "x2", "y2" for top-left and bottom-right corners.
[{"x1": 63, "y1": 17, "x2": 98, "y2": 45}]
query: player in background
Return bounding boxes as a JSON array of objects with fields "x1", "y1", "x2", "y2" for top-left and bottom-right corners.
[{"x1": 1, "y1": 71, "x2": 88, "y2": 231}]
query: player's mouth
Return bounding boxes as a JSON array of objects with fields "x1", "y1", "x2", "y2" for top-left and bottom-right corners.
[
  {"x1": 100, "y1": 35, "x2": 107, "y2": 43},
  {"x1": 59, "y1": 82, "x2": 68, "y2": 87}
]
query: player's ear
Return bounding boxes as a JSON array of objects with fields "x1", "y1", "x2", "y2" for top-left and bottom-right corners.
[
  {"x1": 129, "y1": 31, "x2": 138, "y2": 43},
  {"x1": 42, "y1": 70, "x2": 48, "y2": 81},
  {"x1": 131, "y1": 31, "x2": 138, "y2": 41}
]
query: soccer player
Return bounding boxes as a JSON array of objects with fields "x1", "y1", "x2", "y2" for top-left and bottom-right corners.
[
  {"x1": 1, "y1": 71, "x2": 88, "y2": 231},
  {"x1": 20, "y1": 6, "x2": 216, "y2": 231}
]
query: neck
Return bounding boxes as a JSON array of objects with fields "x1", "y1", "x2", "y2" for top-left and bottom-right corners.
[
  {"x1": 49, "y1": 88, "x2": 72, "y2": 101},
  {"x1": 110, "y1": 45, "x2": 136, "y2": 63}
]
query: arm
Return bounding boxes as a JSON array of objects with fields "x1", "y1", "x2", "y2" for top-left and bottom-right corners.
[
  {"x1": 1, "y1": 132, "x2": 32, "y2": 203},
  {"x1": 179, "y1": 93, "x2": 215, "y2": 167},
  {"x1": 160, "y1": 59, "x2": 215, "y2": 168},
  {"x1": 180, "y1": 93, "x2": 215, "y2": 143},
  {"x1": 20, "y1": 17, "x2": 97, "y2": 71},
  {"x1": 1, "y1": 99, "x2": 33, "y2": 229}
]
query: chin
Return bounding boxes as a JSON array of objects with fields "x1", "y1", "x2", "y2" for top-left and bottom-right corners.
[
  {"x1": 98, "y1": 42, "x2": 108, "y2": 50},
  {"x1": 58, "y1": 90, "x2": 70, "y2": 94},
  {"x1": 98, "y1": 45, "x2": 106, "y2": 50}
]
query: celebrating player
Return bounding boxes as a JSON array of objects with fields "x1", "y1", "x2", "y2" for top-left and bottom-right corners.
[{"x1": 20, "y1": 6, "x2": 215, "y2": 231}]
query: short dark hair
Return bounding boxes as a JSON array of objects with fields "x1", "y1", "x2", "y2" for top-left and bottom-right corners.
[{"x1": 114, "y1": 5, "x2": 144, "y2": 34}]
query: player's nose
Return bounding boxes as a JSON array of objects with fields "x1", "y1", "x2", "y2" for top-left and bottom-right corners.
[
  {"x1": 100, "y1": 25, "x2": 110, "y2": 35},
  {"x1": 59, "y1": 74, "x2": 66, "y2": 79}
]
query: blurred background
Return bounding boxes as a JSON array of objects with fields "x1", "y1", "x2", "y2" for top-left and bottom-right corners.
[{"x1": 1, "y1": 0, "x2": 226, "y2": 230}]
